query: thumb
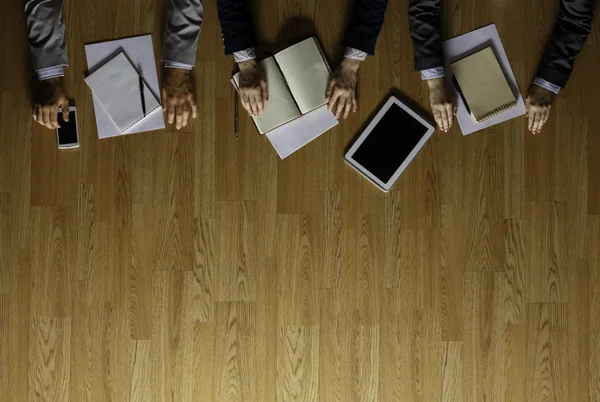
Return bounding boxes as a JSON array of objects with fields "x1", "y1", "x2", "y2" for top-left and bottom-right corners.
[
  {"x1": 62, "y1": 98, "x2": 70, "y2": 122},
  {"x1": 260, "y1": 80, "x2": 269, "y2": 102}
]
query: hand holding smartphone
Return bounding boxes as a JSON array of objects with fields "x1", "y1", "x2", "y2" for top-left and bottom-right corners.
[{"x1": 57, "y1": 106, "x2": 79, "y2": 149}]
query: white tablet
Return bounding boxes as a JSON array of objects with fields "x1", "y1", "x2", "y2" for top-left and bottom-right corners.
[{"x1": 344, "y1": 95, "x2": 436, "y2": 192}]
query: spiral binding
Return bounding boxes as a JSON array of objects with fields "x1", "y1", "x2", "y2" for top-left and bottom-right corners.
[
  {"x1": 475, "y1": 100, "x2": 518, "y2": 123},
  {"x1": 122, "y1": 104, "x2": 161, "y2": 133}
]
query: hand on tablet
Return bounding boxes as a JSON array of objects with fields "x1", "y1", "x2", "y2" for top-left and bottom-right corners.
[
  {"x1": 33, "y1": 77, "x2": 70, "y2": 130},
  {"x1": 427, "y1": 77, "x2": 455, "y2": 132},
  {"x1": 326, "y1": 58, "x2": 360, "y2": 119},
  {"x1": 162, "y1": 68, "x2": 198, "y2": 129},
  {"x1": 238, "y1": 59, "x2": 268, "y2": 117},
  {"x1": 525, "y1": 85, "x2": 554, "y2": 135}
]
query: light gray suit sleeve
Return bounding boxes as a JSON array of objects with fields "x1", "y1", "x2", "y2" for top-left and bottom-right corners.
[
  {"x1": 24, "y1": 0, "x2": 68, "y2": 71},
  {"x1": 162, "y1": 0, "x2": 204, "y2": 66}
]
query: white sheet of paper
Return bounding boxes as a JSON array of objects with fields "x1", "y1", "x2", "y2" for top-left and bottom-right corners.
[
  {"x1": 85, "y1": 35, "x2": 165, "y2": 138},
  {"x1": 443, "y1": 24, "x2": 525, "y2": 135},
  {"x1": 266, "y1": 105, "x2": 338, "y2": 159},
  {"x1": 85, "y1": 52, "x2": 161, "y2": 133}
]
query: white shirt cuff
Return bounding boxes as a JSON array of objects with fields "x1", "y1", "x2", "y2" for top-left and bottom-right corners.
[
  {"x1": 163, "y1": 60, "x2": 193, "y2": 70},
  {"x1": 421, "y1": 66, "x2": 445, "y2": 80},
  {"x1": 533, "y1": 77, "x2": 561, "y2": 94},
  {"x1": 344, "y1": 47, "x2": 367, "y2": 61},
  {"x1": 233, "y1": 48, "x2": 256, "y2": 63},
  {"x1": 36, "y1": 65, "x2": 66, "y2": 81}
]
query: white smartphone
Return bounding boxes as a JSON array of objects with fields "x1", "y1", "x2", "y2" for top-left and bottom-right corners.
[{"x1": 56, "y1": 106, "x2": 79, "y2": 149}]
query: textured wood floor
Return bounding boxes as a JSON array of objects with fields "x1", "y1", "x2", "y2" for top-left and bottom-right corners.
[{"x1": 2, "y1": 0, "x2": 600, "y2": 401}]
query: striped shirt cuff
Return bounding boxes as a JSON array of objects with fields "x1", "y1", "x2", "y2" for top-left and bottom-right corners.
[
  {"x1": 533, "y1": 77, "x2": 561, "y2": 94},
  {"x1": 233, "y1": 47, "x2": 256, "y2": 63},
  {"x1": 344, "y1": 47, "x2": 367, "y2": 61},
  {"x1": 421, "y1": 66, "x2": 445, "y2": 80},
  {"x1": 164, "y1": 60, "x2": 193, "y2": 70},
  {"x1": 36, "y1": 65, "x2": 66, "y2": 81}
]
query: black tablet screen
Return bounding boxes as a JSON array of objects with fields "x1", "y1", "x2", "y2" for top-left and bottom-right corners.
[{"x1": 352, "y1": 103, "x2": 429, "y2": 183}]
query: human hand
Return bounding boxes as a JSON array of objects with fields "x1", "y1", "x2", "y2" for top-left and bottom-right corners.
[
  {"x1": 32, "y1": 77, "x2": 70, "y2": 130},
  {"x1": 162, "y1": 68, "x2": 198, "y2": 129},
  {"x1": 238, "y1": 59, "x2": 268, "y2": 116},
  {"x1": 325, "y1": 58, "x2": 360, "y2": 119},
  {"x1": 525, "y1": 85, "x2": 554, "y2": 135},
  {"x1": 426, "y1": 77, "x2": 455, "y2": 132}
]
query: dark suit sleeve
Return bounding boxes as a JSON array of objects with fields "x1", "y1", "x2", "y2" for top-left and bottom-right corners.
[
  {"x1": 408, "y1": 0, "x2": 444, "y2": 71},
  {"x1": 217, "y1": 0, "x2": 258, "y2": 54},
  {"x1": 536, "y1": 0, "x2": 596, "y2": 88},
  {"x1": 343, "y1": 0, "x2": 389, "y2": 55}
]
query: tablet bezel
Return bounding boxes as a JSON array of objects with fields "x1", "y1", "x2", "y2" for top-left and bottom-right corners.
[{"x1": 344, "y1": 95, "x2": 436, "y2": 191}]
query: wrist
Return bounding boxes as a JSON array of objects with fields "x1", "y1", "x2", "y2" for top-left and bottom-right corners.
[
  {"x1": 167, "y1": 67, "x2": 190, "y2": 78},
  {"x1": 340, "y1": 57, "x2": 361, "y2": 72},
  {"x1": 426, "y1": 77, "x2": 445, "y2": 90},
  {"x1": 238, "y1": 59, "x2": 257, "y2": 71}
]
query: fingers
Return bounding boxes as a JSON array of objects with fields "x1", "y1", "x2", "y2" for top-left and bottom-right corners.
[
  {"x1": 167, "y1": 102, "x2": 175, "y2": 125},
  {"x1": 33, "y1": 105, "x2": 39, "y2": 122},
  {"x1": 328, "y1": 91, "x2": 341, "y2": 113},
  {"x1": 343, "y1": 96, "x2": 352, "y2": 119},
  {"x1": 42, "y1": 106, "x2": 53, "y2": 129},
  {"x1": 254, "y1": 92, "x2": 264, "y2": 114},
  {"x1": 61, "y1": 98, "x2": 70, "y2": 122},
  {"x1": 161, "y1": 88, "x2": 167, "y2": 112},
  {"x1": 49, "y1": 107, "x2": 59, "y2": 129},
  {"x1": 325, "y1": 80, "x2": 335, "y2": 102},
  {"x1": 260, "y1": 80, "x2": 269, "y2": 102},
  {"x1": 175, "y1": 103, "x2": 184, "y2": 129},
  {"x1": 248, "y1": 93, "x2": 258, "y2": 116},
  {"x1": 188, "y1": 95, "x2": 198, "y2": 119},
  {"x1": 36, "y1": 105, "x2": 44, "y2": 126},
  {"x1": 433, "y1": 110, "x2": 443, "y2": 131},
  {"x1": 440, "y1": 107, "x2": 450, "y2": 132},
  {"x1": 528, "y1": 108, "x2": 535, "y2": 133},
  {"x1": 335, "y1": 97, "x2": 346, "y2": 119},
  {"x1": 182, "y1": 103, "x2": 190, "y2": 127},
  {"x1": 352, "y1": 96, "x2": 358, "y2": 113},
  {"x1": 445, "y1": 103, "x2": 453, "y2": 129}
]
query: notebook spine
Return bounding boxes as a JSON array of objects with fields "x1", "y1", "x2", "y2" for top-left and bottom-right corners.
[
  {"x1": 122, "y1": 105, "x2": 161, "y2": 133},
  {"x1": 475, "y1": 100, "x2": 518, "y2": 123}
]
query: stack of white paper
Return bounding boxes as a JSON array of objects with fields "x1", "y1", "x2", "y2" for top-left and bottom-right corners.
[{"x1": 84, "y1": 35, "x2": 165, "y2": 138}]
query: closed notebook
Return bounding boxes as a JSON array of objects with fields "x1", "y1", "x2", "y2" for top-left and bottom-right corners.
[
  {"x1": 85, "y1": 52, "x2": 161, "y2": 132},
  {"x1": 232, "y1": 37, "x2": 331, "y2": 134},
  {"x1": 450, "y1": 47, "x2": 517, "y2": 123}
]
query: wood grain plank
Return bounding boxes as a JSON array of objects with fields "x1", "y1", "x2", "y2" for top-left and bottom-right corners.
[
  {"x1": 526, "y1": 202, "x2": 568, "y2": 303},
  {"x1": 441, "y1": 341, "x2": 463, "y2": 402},
  {"x1": 130, "y1": 204, "x2": 155, "y2": 339},
  {"x1": 463, "y1": 272, "x2": 505, "y2": 402},
  {"x1": 277, "y1": 325, "x2": 319, "y2": 402},
  {"x1": 440, "y1": 203, "x2": 464, "y2": 340},
  {"x1": 216, "y1": 201, "x2": 257, "y2": 302},
  {"x1": 504, "y1": 219, "x2": 526, "y2": 324},
  {"x1": 276, "y1": 214, "x2": 320, "y2": 326},
  {"x1": 504, "y1": 323, "x2": 527, "y2": 402},
  {"x1": 589, "y1": 217, "x2": 600, "y2": 402},
  {"x1": 129, "y1": 340, "x2": 152, "y2": 402},
  {"x1": 29, "y1": 318, "x2": 71, "y2": 402},
  {"x1": 214, "y1": 301, "x2": 256, "y2": 402}
]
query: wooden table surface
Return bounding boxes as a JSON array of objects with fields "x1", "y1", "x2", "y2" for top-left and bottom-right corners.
[{"x1": 1, "y1": 0, "x2": 600, "y2": 401}]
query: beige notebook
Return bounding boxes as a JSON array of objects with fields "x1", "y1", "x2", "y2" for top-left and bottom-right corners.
[
  {"x1": 232, "y1": 37, "x2": 331, "y2": 134},
  {"x1": 450, "y1": 47, "x2": 517, "y2": 123}
]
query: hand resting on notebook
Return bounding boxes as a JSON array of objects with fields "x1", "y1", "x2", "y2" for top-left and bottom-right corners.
[
  {"x1": 33, "y1": 77, "x2": 70, "y2": 130},
  {"x1": 162, "y1": 68, "x2": 198, "y2": 130},
  {"x1": 237, "y1": 59, "x2": 269, "y2": 117}
]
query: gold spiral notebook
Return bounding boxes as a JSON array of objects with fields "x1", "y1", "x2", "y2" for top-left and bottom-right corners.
[{"x1": 450, "y1": 46, "x2": 517, "y2": 123}]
